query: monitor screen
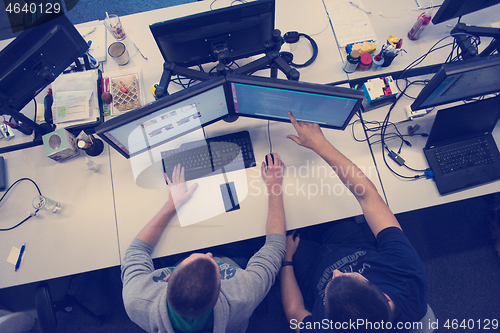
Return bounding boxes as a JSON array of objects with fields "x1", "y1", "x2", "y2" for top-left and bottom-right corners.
[
  {"x1": 411, "y1": 54, "x2": 500, "y2": 111},
  {"x1": 149, "y1": 0, "x2": 275, "y2": 68},
  {"x1": 432, "y1": 0, "x2": 500, "y2": 25},
  {"x1": 226, "y1": 74, "x2": 364, "y2": 130},
  {"x1": 95, "y1": 77, "x2": 230, "y2": 158}
]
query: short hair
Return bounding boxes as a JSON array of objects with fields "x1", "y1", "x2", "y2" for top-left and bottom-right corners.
[
  {"x1": 167, "y1": 257, "x2": 220, "y2": 318},
  {"x1": 325, "y1": 275, "x2": 392, "y2": 333}
]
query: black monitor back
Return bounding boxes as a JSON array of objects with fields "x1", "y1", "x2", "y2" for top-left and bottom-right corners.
[
  {"x1": 150, "y1": 0, "x2": 275, "y2": 68},
  {"x1": 0, "y1": 13, "x2": 88, "y2": 114}
]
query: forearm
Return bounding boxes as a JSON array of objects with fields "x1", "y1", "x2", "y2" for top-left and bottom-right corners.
[
  {"x1": 266, "y1": 192, "x2": 286, "y2": 236},
  {"x1": 136, "y1": 199, "x2": 177, "y2": 246},
  {"x1": 314, "y1": 141, "x2": 378, "y2": 202},
  {"x1": 281, "y1": 266, "x2": 310, "y2": 330},
  {"x1": 314, "y1": 141, "x2": 401, "y2": 236}
]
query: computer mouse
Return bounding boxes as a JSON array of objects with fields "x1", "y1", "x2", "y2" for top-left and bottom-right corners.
[{"x1": 265, "y1": 154, "x2": 274, "y2": 170}]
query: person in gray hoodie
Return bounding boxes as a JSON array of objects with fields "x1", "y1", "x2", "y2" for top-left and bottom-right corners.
[{"x1": 121, "y1": 153, "x2": 287, "y2": 333}]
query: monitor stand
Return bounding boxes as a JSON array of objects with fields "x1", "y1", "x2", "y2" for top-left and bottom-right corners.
[
  {"x1": 451, "y1": 23, "x2": 500, "y2": 60},
  {"x1": 154, "y1": 29, "x2": 300, "y2": 99}
]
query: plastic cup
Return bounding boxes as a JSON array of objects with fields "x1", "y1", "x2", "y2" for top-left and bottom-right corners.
[
  {"x1": 108, "y1": 42, "x2": 129, "y2": 65},
  {"x1": 32, "y1": 195, "x2": 61, "y2": 213},
  {"x1": 104, "y1": 14, "x2": 126, "y2": 40}
]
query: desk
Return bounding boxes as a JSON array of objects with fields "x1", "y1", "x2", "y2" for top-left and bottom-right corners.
[
  {"x1": 358, "y1": 81, "x2": 500, "y2": 214},
  {"x1": 0, "y1": 145, "x2": 119, "y2": 289},
  {"x1": 106, "y1": 0, "x2": 379, "y2": 259},
  {"x1": 323, "y1": 0, "x2": 500, "y2": 82}
]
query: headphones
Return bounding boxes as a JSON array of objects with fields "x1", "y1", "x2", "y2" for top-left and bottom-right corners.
[{"x1": 281, "y1": 31, "x2": 318, "y2": 68}]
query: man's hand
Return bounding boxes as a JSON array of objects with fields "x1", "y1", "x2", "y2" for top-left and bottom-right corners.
[
  {"x1": 284, "y1": 231, "x2": 300, "y2": 262},
  {"x1": 261, "y1": 152, "x2": 285, "y2": 196},
  {"x1": 286, "y1": 111, "x2": 329, "y2": 152},
  {"x1": 165, "y1": 164, "x2": 198, "y2": 208}
]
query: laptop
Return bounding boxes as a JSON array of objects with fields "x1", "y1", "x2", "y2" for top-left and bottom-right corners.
[{"x1": 423, "y1": 96, "x2": 500, "y2": 195}]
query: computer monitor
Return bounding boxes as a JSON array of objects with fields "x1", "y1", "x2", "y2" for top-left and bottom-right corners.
[
  {"x1": 0, "y1": 12, "x2": 89, "y2": 136},
  {"x1": 411, "y1": 54, "x2": 500, "y2": 111},
  {"x1": 432, "y1": 0, "x2": 500, "y2": 25},
  {"x1": 225, "y1": 74, "x2": 364, "y2": 130},
  {"x1": 95, "y1": 77, "x2": 231, "y2": 158},
  {"x1": 149, "y1": 0, "x2": 275, "y2": 68}
]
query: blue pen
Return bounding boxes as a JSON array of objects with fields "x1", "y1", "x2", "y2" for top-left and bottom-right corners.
[{"x1": 15, "y1": 243, "x2": 25, "y2": 271}]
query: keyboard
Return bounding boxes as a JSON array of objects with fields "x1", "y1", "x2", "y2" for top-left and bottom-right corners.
[
  {"x1": 435, "y1": 137, "x2": 495, "y2": 174},
  {"x1": 161, "y1": 130, "x2": 256, "y2": 181}
]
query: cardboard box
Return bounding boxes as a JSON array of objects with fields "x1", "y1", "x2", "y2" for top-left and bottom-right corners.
[
  {"x1": 42, "y1": 128, "x2": 79, "y2": 162},
  {"x1": 362, "y1": 77, "x2": 398, "y2": 103}
]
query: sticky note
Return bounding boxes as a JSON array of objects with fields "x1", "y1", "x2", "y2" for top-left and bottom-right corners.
[
  {"x1": 7, "y1": 247, "x2": 25, "y2": 265},
  {"x1": 57, "y1": 106, "x2": 67, "y2": 118}
]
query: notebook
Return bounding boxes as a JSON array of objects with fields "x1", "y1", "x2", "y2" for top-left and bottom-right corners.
[{"x1": 423, "y1": 96, "x2": 500, "y2": 195}]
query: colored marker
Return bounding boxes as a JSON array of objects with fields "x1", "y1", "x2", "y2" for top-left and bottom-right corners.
[{"x1": 15, "y1": 243, "x2": 25, "y2": 271}]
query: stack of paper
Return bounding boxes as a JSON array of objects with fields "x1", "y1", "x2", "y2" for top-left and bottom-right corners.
[{"x1": 51, "y1": 70, "x2": 100, "y2": 127}]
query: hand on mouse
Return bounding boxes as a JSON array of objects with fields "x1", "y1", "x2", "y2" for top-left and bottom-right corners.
[{"x1": 262, "y1": 152, "x2": 285, "y2": 195}]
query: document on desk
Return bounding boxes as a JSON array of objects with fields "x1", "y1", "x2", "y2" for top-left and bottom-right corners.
[
  {"x1": 53, "y1": 90, "x2": 93, "y2": 124},
  {"x1": 323, "y1": 0, "x2": 378, "y2": 48},
  {"x1": 51, "y1": 70, "x2": 100, "y2": 127}
]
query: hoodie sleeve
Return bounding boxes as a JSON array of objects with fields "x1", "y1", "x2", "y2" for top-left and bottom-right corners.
[
  {"x1": 121, "y1": 238, "x2": 157, "y2": 332},
  {"x1": 222, "y1": 233, "x2": 286, "y2": 320}
]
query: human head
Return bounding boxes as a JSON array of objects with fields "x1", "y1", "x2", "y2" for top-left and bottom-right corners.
[
  {"x1": 325, "y1": 270, "x2": 392, "y2": 332},
  {"x1": 167, "y1": 253, "x2": 221, "y2": 318}
]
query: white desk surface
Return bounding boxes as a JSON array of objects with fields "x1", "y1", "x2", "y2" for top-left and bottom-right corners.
[
  {"x1": 323, "y1": 0, "x2": 500, "y2": 81},
  {"x1": 0, "y1": 145, "x2": 119, "y2": 289},
  {"x1": 111, "y1": 115, "x2": 382, "y2": 259},
  {"x1": 359, "y1": 82, "x2": 500, "y2": 214}
]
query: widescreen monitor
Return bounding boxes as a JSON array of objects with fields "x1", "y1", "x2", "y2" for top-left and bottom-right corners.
[
  {"x1": 411, "y1": 54, "x2": 500, "y2": 111},
  {"x1": 95, "y1": 77, "x2": 231, "y2": 158},
  {"x1": 149, "y1": 0, "x2": 275, "y2": 68},
  {"x1": 225, "y1": 74, "x2": 364, "y2": 130},
  {"x1": 432, "y1": 0, "x2": 500, "y2": 25}
]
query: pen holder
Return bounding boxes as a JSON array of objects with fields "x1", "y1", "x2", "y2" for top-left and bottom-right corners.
[{"x1": 381, "y1": 52, "x2": 398, "y2": 67}]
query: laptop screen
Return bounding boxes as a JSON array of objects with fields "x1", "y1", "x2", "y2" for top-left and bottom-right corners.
[
  {"x1": 96, "y1": 78, "x2": 229, "y2": 158},
  {"x1": 226, "y1": 75, "x2": 363, "y2": 130}
]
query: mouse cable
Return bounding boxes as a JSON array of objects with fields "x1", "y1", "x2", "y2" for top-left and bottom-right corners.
[
  {"x1": 0, "y1": 178, "x2": 42, "y2": 231},
  {"x1": 267, "y1": 120, "x2": 272, "y2": 155}
]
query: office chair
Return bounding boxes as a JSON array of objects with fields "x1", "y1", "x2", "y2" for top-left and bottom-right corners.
[
  {"x1": 409, "y1": 304, "x2": 436, "y2": 333},
  {"x1": 35, "y1": 282, "x2": 104, "y2": 333}
]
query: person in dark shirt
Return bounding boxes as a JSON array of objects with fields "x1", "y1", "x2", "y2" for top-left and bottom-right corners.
[{"x1": 280, "y1": 112, "x2": 427, "y2": 332}]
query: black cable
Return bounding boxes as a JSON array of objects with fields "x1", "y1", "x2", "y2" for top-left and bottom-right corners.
[
  {"x1": 267, "y1": 120, "x2": 272, "y2": 154},
  {"x1": 378, "y1": 88, "x2": 426, "y2": 180},
  {"x1": 33, "y1": 98, "x2": 37, "y2": 122},
  {"x1": 0, "y1": 178, "x2": 42, "y2": 231}
]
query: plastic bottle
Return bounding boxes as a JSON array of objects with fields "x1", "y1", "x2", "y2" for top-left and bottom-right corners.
[
  {"x1": 357, "y1": 53, "x2": 373, "y2": 71},
  {"x1": 408, "y1": 9, "x2": 432, "y2": 40},
  {"x1": 372, "y1": 53, "x2": 384, "y2": 70},
  {"x1": 342, "y1": 49, "x2": 361, "y2": 73},
  {"x1": 44, "y1": 88, "x2": 54, "y2": 124}
]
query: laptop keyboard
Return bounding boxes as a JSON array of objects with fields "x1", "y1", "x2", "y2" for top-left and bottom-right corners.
[
  {"x1": 161, "y1": 131, "x2": 256, "y2": 181},
  {"x1": 435, "y1": 137, "x2": 495, "y2": 174}
]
